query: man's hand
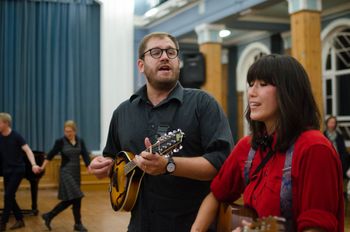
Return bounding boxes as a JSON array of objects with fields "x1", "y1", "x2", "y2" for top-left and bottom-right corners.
[
  {"x1": 32, "y1": 165, "x2": 41, "y2": 174},
  {"x1": 133, "y1": 137, "x2": 167, "y2": 176},
  {"x1": 88, "y1": 156, "x2": 114, "y2": 179}
]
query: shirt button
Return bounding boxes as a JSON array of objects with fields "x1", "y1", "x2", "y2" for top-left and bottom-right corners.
[{"x1": 151, "y1": 125, "x2": 155, "y2": 128}]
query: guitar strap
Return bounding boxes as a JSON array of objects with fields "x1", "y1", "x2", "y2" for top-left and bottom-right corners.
[{"x1": 244, "y1": 145, "x2": 294, "y2": 229}]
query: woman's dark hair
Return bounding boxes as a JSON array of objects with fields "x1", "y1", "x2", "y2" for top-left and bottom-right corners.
[
  {"x1": 245, "y1": 54, "x2": 321, "y2": 152},
  {"x1": 325, "y1": 115, "x2": 337, "y2": 128}
]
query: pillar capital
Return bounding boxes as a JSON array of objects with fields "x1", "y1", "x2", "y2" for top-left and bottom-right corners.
[
  {"x1": 195, "y1": 24, "x2": 225, "y2": 45},
  {"x1": 287, "y1": 0, "x2": 322, "y2": 14},
  {"x1": 281, "y1": 31, "x2": 291, "y2": 50}
]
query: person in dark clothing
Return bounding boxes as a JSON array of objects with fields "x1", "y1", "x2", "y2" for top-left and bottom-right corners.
[
  {"x1": 24, "y1": 150, "x2": 45, "y2": 216},
  {"x1": 0, "y1": 112, "x2": 41, "y2": 231},
  {"x1": 40, "y1": 120, "x2": 91, "y2": 232},
  {"x1": 324, "y1": 116, "x2": 350, "y2": 178},
  {"x1": 89, "y1": 32, "x2": 233, "y2": 232}
]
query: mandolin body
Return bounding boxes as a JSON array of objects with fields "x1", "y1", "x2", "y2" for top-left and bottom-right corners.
[
  {"x1": 108, "y1": 130, "x2": 184, "y2": 212},
  {"x1": 109, "y1": 151, "x2": 145, "y2": 212}
]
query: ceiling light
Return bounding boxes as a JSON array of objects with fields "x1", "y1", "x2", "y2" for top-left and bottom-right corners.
[
  {"x1": 219, "y1": 29, "x2": 231, "y2": 38},
  {"x1": 145, "y1": 7, "x2": 159, "y2": 18}
]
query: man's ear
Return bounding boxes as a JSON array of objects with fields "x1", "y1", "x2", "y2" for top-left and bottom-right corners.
[{"x1": 137, "y1": 59, "x2": 144, "y2": 73}]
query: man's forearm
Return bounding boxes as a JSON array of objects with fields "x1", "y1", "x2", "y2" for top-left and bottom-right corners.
[
  {"x1": 22, "y1": 144, "x2": 37, "y2": 166},
  {"x1": 172, "y1": 156, "x2": 217, "y2": 181}
]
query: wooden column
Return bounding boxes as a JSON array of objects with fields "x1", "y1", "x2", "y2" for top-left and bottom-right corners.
[
  {"x1": 195, "y1": 24, "x2": 225, "y2": 109},
  {"x1": 288, "y1": 0, "x2": 324, "y2": 120}
]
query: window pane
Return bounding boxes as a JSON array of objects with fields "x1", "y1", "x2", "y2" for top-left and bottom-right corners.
[
  {"x1": 326, "y1": 50, "x2": 331, "y2": 70},
  {"x1": 326, "y1": 98, "x2": 332, "y2": 115},
  {"x1": 337, "y1": 74, "x2": 350, "y2": 116},
  {"x1": 336, "y1": 52, "x2": 350, "y2": 70},
  {"x1": 326, "y1": 79, "x2": 332, "y2": 96},
  {"x1": 334, "y1": 29, "x2": 350, "y2": 71},
  {"x1": 339, "y1": 125, "x2": 350, "y2": 140}
]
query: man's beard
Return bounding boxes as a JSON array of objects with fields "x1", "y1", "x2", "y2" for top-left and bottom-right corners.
[{"x1": 144, "y1": 63, "x2": 179, "y2": 91}]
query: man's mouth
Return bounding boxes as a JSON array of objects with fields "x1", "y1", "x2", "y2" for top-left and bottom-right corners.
[{"x1": 158, "y1": 65, "x2": 171, "y2": 72}]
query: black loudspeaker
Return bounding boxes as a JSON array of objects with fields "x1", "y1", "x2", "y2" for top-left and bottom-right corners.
[{"x1": 180, "y1": 52, "x2": 205, "y2": 88}]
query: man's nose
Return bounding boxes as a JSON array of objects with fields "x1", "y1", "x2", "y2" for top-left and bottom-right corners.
[{"x1": 159, "y1": 51, "x2": 169, "y2": 61}]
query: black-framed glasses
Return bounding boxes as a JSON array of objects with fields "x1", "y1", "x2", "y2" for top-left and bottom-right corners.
[{"x1": 141, "y1": 48, "x2": 179, "y2": 59}]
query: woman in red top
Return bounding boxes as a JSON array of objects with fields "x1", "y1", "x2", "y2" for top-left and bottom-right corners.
[{"x1": 191, "y1": 54, "x2": 344, "y2": 232}]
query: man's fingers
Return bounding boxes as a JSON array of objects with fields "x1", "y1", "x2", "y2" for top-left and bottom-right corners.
[
  {"x1": 88, "y1": 156, "x2": 114, "y2": 179},
  {"x1": 91, "y1": 165, "x2": 112, "y2": 179},
  {"x1": 90, "y1": 156, "x2": 113, "y2": 169},
  {"x1": 134, "y1": 153, "x2": 166, "y2": 176},
  {"x1": 144, "y1": 137, "x2": 152, "y2": 149},
  {"x1": 140, "y1": 151, "x2": 160, "y2": 160}
]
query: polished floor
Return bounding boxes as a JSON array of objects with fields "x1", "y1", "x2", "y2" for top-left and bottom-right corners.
[
  {"x1": 0, "y1": 189, "x2": 349, "y2": 232},
  {"x1": 0, "y1": 189, "x2": 130, "y2": 232}
]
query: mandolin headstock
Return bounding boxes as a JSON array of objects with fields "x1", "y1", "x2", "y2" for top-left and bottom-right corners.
[{"x1": 149, "y1": 129, "x2": 185, "y2": 155}]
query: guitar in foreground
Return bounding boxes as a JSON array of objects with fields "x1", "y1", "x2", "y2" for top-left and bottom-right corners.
[
  {"x1": 109, "y1": 129, "x2": 185, "y2": 212},
  {"x1": 217, "y1": 203, "x2": 285, "y2": 232}
]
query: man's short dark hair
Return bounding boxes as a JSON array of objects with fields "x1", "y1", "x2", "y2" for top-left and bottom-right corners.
[{"x1": 138, "y1": 32, "x2": 180, "y2": 59}]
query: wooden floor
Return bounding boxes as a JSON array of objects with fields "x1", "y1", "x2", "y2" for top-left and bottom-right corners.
[
  {"x1": 0, "y1": 189, "x2": 130, "y2": 232},
  {"x1": 0, "y1": 189, "x2": 349, "y2": 231}
]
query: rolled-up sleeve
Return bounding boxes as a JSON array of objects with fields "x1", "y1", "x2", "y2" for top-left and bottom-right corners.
[
  {"x1": 295, "y1": 144, "x2": 344, "y2": 232},
  {"x1": 198, "y1": 93, "x2": 234, "y2": 171}
]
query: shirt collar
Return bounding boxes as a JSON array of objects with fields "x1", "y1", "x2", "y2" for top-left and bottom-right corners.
[{"x1": 130, "y1": 82, "x2": 184, "y2": 106}]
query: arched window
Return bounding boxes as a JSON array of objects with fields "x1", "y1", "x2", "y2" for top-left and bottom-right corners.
[
  {"x1": 323, "y1": 26, "x2": 350, "y2": 144},
  {"x1": 236, "y1": 43, "x2": 270, "y2": 137}
]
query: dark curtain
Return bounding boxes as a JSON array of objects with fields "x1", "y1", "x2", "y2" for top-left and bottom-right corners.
[{"x1": 0, "y1": 0, "x2": 101, "y2": 151}]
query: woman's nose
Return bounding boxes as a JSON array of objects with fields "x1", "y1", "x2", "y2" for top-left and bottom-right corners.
[{"x1": 248, "y1": 83, "x2": 257, "y2": 97}]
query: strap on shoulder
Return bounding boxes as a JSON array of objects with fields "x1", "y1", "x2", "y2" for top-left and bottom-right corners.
[
  {"x1": 280, "y1": 145, "x2": 294, "y2": 229},
  {"x1": 244, "y1": 148, "x2": 257, "y2": 185}
]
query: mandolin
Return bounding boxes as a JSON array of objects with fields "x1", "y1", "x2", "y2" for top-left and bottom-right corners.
[
  {"x1": 109, "y1": 129, "x2": 184, "y2": 212},
  {"x1": 217, "y1": 203, "x2": 285, "y2": 232}
]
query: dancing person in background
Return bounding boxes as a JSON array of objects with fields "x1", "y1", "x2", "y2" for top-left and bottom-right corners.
[
  {"x1": 324, "y1": 115, "x2": 350, "y2": 197},
  {"x1": 0, "y1": 112, "x2": 41, "y2": 231},
  {"x1": 191, "y1": 55, "x2": 344, "y2": 232},
  {"x1": 89, "y1": 32, "x2": 233, "y2": 232},
  {"x1": 41, "y1": 120, "x2": 90, "y2": 232}
]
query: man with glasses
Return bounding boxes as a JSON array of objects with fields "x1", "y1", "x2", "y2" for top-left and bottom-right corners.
[{"x1": 89, "y1": 32, "x2": 233, "y2": 232}]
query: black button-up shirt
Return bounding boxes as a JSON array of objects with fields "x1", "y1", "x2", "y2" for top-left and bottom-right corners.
[{"x1": 104, "y1": 83, "x2": 233, "y2": 232}]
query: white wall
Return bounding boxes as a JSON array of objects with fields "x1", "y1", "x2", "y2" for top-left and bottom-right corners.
[{"x1": 98, "y1": 0, "x2": 134, "y2": 152}]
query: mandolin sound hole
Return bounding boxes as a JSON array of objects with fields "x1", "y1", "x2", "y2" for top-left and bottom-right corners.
[{"x1": 112, "y1": 171, "x2": 119, "y2": 192}]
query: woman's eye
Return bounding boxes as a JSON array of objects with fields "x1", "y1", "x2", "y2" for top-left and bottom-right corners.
[
  {"x1": 260, "y1": 82, "x2": 268, "y2": 86},
  {"x1": 248, "y1": 81, "x2": 255, "y2": 87}
]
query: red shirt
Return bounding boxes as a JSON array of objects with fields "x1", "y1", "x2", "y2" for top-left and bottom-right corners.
[{"x1": 211, "y1": 130, "x2": 344, "y2": 232}]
